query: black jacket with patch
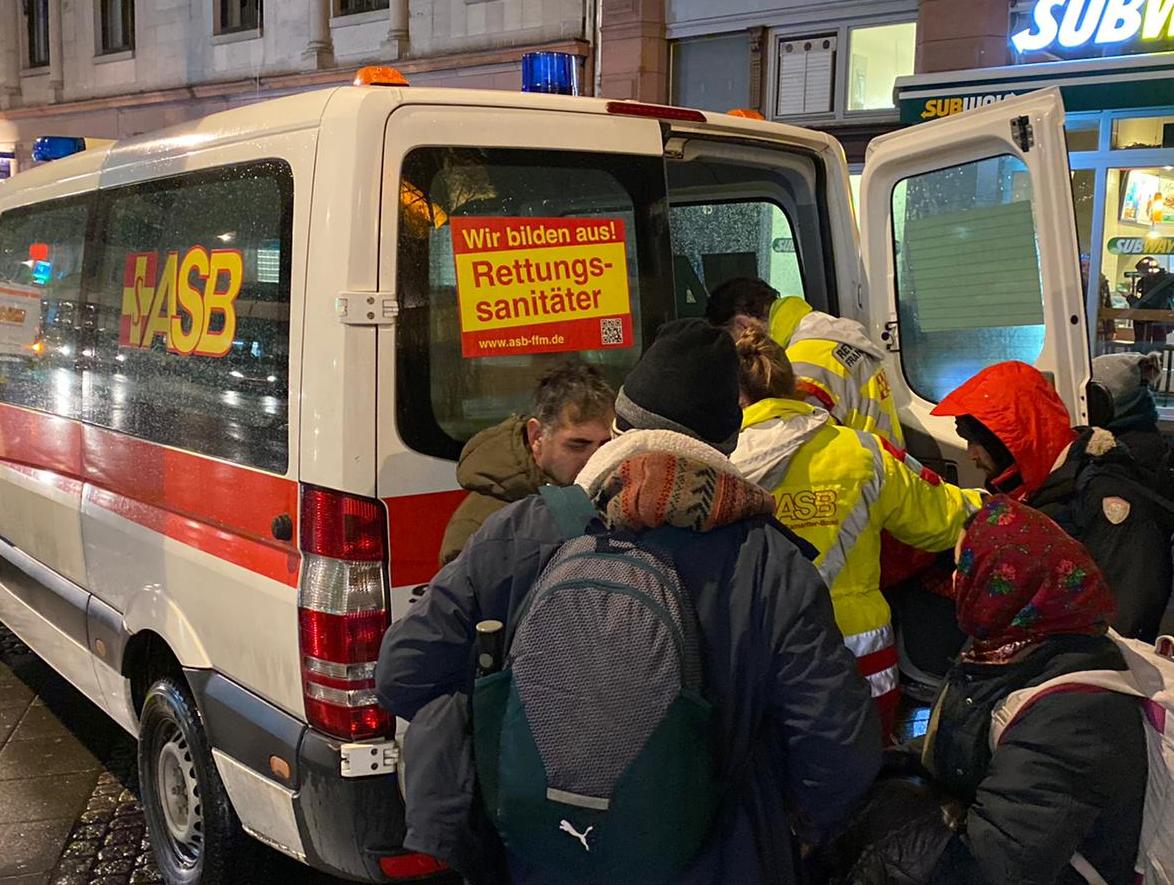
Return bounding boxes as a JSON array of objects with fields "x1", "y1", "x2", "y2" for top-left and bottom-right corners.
[{"x1": 1028, "y1": 428, "x2": 1174, "y2": 641}]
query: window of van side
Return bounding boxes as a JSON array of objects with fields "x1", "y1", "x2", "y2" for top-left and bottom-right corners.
[
  {"x1": 82, "y1": 160, "x2": 294, "y2": 474},
  {"x1": 0, "y1": 196, "x2": 89, "y2": 418}
]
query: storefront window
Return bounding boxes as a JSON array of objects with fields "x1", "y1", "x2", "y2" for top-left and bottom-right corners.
[
  {"x1": 847, "y1": 22, "x2": 916, "y2": 112},
  {"x1": 1095, "y1": 167, "x2": 1174, "y2": 378},
  {"x1": 1065, "y1": 118, "x2": 1101, "y2": 152},
  {"x1": 671, "y1": 34, "x2": 750, "y2": 113},
  {"x1": 1112, "y1": 116, "x2": 1174, "y2": 151}
]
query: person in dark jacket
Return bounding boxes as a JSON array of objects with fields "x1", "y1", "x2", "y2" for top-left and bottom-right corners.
[
  {"x1": 933, "y1": 360, "x2": 1174, "y2": 641},
  {"x1": 377, "y1": 319, "x2": 882, "y2": 885},
  {"x1": 848, "y1": 496, "x2": 1147, "y2": 885},
  {"x1": 1132, "y1": 257, "x2": 1174, "y2": 351},
  {"x1": 438, "y1": 362, "x2": 614, "y2": 564},
  {"x1": 1092, "y1": 351, "x2": 1170, "y2": 469}
]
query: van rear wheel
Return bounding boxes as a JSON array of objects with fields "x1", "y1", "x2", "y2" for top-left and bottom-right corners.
[{"x1": 138, "y1": 676, "x2": 248, "y2": 885}]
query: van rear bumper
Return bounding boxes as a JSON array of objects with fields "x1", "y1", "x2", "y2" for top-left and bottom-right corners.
[
  {"x1": 296, "y1": 726, "x2": 407, "y2": 882},
  {"x1": 187, "y1": 669, "x2": 405, "y2": 882}
]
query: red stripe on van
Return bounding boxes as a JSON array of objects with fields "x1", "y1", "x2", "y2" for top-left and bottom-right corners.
[
  {"x1": 0, "y1": 461, "x2": 84, "y2": 496},
  {"x1": 0, "y1": 403, "x2": 300, "y2": 586},
  {"x1": 384, "y1": 490, "x2": 466, "y2": 587}
]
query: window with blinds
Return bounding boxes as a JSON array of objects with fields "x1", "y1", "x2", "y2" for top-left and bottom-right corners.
[{"x1": 775, "y1": 36, "x2": 835, "y2": 117}]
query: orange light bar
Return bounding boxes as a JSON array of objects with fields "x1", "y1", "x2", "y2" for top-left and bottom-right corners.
[
  {"x1": 728, "y1": 108, "x2": 765, "y2": 120},
  {"x1": 354, "y1": 66, "x2": 410, "y2": 87}
]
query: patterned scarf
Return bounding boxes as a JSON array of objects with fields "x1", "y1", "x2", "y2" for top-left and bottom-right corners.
[
  {"x1": 596, "y1": 450, "x2": 775, "y2": 533},
  {"x1": 955, "y1": 496, "x2": 1115, "y2": 664}
]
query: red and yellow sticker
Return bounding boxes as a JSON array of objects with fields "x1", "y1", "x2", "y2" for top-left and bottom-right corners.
[
  {"x1": 451, "y1": 216, "x2": 633, "y2": 358},
  {"x1": 120, "y1": 247, "x2": 242, "y2": 357}
]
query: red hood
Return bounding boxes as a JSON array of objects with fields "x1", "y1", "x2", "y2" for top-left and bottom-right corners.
[{"x1": 932, "y1": 361, "x2": 1077, "y2": 498}]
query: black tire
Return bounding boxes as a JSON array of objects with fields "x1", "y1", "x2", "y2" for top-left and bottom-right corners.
[{"x1": 138, "y1": 676, "x2": 248, "y2": 885}]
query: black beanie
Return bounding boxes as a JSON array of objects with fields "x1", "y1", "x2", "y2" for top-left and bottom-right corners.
[{"x1": 614, "y1": 318, "x2": 742, "y2": 454}]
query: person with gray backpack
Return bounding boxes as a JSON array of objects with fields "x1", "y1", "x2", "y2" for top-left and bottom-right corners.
[{"x1": 376, "y1": 319, "x2": 882, "y2": 885}]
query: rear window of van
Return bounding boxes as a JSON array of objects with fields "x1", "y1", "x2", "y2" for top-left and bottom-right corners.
[{"x1": 395, "y1": 147, "x2": 674, "y2": 461}]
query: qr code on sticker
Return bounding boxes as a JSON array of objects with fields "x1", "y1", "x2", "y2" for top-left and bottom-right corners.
[{"x1": 600, "y1": 317, "x2": 624, "y2": 346}]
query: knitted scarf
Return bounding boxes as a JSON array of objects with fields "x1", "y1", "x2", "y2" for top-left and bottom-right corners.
[{"x1": 576, "y1": 429, "x2": 775, "y2": 533}]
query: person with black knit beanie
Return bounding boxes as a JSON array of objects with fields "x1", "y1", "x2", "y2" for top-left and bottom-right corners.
[{"x1": 612, "y1": 318, "x2": 743, "y2": 455}]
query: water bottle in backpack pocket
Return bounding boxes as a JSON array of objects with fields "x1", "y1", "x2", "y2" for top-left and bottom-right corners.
[{"x1": 473, "y1": 524, "x2": 719, "y2": 885}]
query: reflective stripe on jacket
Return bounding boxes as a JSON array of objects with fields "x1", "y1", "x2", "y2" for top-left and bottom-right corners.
[
  {"x1": 768, "y1": 299, "x2": 904, "y2": 448},
  {"x1": 733, "y1": 398, "x2": 983, "y2": 710}
]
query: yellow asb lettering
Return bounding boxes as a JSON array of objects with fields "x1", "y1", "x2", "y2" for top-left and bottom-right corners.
[
  {"x1": 196, "y1": 249, "x2": 242, "y2": 358},
  {"x1": 143, "y1": 252, "x2": 178, "y2": 349},
  {"x1": 119, "y1": 246, "x2": 242, "y2": 357},
  {"x1": 776, "y1": 489, "x2": 838, "y2": 522},
  {"x1": 169, "y1": 247, "x2": 209, "y2": 356}
]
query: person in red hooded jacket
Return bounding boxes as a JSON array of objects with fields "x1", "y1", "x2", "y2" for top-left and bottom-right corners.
[{"x1": 932, "y1": 360, "x2": 1174, "y2": 641}]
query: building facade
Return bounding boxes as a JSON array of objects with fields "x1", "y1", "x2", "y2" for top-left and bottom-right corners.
[
  {"x1": 0, "y1": 0, "x2": 597, "y2": 172},
  {"x1": 895, "y1": 1, "x2": 1174, "y2": 374}
]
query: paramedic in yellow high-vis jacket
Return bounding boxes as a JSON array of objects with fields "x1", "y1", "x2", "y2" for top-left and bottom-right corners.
[
  {"x1": 707, "y1": 277, "x2": 905, "y2": 449},
  {"x1": 729, "y1": 325, "x2": 983, "y2": 735}
]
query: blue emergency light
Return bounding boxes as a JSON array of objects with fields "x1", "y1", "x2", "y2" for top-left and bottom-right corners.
[
  {"x1": 32, "y1": 136, "x2": 86, "y2": 163},
  {"x1": 521, "y1": 52, "x2": 580, "y2": 96}
]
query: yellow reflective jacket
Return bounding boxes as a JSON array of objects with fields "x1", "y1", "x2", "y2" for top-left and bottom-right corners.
[
  {"x1": 732, "y1": 398, "x2": 983, "y2": 701},
  {"x1": 768, "y1": 297, "x2": 905, "y2": 448}
]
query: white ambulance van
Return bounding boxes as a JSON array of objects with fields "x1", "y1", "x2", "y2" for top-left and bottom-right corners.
[{"x1": 0, "y1": 66, "x2": 1087, "y2": 884}]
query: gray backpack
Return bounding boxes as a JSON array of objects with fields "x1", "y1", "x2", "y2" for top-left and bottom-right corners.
[{"x1": 473, "y1": 485, "x2": 718, "y2": 884}]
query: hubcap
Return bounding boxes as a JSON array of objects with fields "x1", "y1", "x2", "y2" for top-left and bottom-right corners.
[{"x1": 154, "y1": 723, "x2": 203, "y2": 863}]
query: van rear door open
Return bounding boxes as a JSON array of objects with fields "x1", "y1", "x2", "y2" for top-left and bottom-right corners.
[
  {"x1": 859, "y1": 87, "x2": 1088, "y2": 485},
  {"x1": 375, "y1": 103, "x2": 675, "y2": 613}
]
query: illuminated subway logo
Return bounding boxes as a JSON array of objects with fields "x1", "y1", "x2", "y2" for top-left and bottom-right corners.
[
  {"x1": 1012, "y1": 0, "x2": 1174, "y2": 52},
  {"x1": 920, "y1": 94, "x2": 1018, "y2": 119}
]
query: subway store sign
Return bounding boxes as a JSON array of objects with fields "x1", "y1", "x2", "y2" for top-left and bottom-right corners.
[
  {"x1": 1012, "y1": 0, "x2": 1174, "y2": 54},
  {"x1": 897, "y1": 54, "x2": 1174, "y2": 124}
]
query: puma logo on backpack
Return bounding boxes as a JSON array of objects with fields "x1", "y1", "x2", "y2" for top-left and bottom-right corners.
[
  {"x1": 990, "y1": 630, "x2": 1174, "y2": 885},
  {"x1": 473, "y1": 485, "x2": 718, "y2": 885}
]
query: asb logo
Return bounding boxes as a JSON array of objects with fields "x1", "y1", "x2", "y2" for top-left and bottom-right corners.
[
  {"x1": 776, "y1": 490, "x2": 838, "y2": 523},
  {"x1": 1012, "y1": 0, "x2": 1174, "y2": 53},
  {"x1": 120, "y1": 248, "x2": 243, "y2": 357}
]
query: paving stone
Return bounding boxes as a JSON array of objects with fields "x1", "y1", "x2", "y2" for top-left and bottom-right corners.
[
  {"x1": 100, "y1": 828, "x2": 138, "y2": 847},
  {"x1": 0, "y1": 774, "x2": 96, "y2": 824},
  {"x1": 58, "y1": 841, "x2": 98, "y2": 862},
  {"x1": 90, "y1": 858, "x2": 133, "y2": 878},
  {"x1": 0, "y1": 819, "x2": 74, "y2": 877},
  {"x1": 0, "y1": 705, "x2": 23, "y2": 745},
  {"x1": 94, "y1": 846, "x2": 134, "y2": 864},
  {"x1": 0, "y1": 735, "x2": 101, "y2": 781},
  {"x1": 47, "y1": 860, "x2": 89, "y2": 877},
  {"x1": 0, "y1": 679, "x2": 35, "y2": 711},
  {"x1": 12, "y1": 705, "x2": 79, "y2": 742}
]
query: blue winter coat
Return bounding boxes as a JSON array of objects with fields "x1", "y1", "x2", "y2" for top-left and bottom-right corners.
[{"x1": 376, "y1": 492, "x2": 882, "y2": 885}]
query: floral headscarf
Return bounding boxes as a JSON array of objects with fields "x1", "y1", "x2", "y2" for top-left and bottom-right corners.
[{"x1": 954, "y1": 496, "x2": 1115, "y2": 663}]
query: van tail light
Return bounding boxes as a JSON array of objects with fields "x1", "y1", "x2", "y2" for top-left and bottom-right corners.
[
  {"x1": 378, "y1": 852, "x2": 451, "y2": 880},
  {"x1": 298, "y1": 486, "x2": 392, "y2": 740},
  {"x1": 605, "y1": 100, "x2": 706, "y2": 123}
]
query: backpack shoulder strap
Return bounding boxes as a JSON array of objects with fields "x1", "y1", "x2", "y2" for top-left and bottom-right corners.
[
  {"x1": 538, "y1": 484, "x2": 600, "y2": 541},
  {"x1": 989, "y1": 669, "x2": 1143, "y2": 751}
]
